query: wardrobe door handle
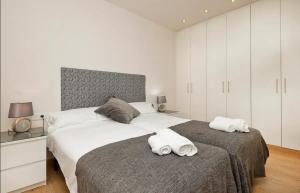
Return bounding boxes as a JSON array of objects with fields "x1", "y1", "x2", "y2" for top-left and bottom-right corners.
[
  {"x1": 187, "y1": 83, "x2": 190, "y2": 93},
  {"x1": 284, "y1": 78, "x2": 287, "y2": 93},
  {"x1": 276, "y1": 79, "x2": 279, "y2": 93},
  {"x1": 222, "y1": 81, "x2": 225, "y2": 93},
  {"x1": 190, "y1": 83, "x2": 193, "y2": 94},
  {"x1": 227, "y1": 81, "x2": 230, "y2": 93}
]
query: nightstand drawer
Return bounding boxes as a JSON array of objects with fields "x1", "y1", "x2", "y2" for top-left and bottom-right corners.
[
  {"x1": 1, "y1": 161, "x2": 46, "y2": 193},
  {"x1": 1, "y1": 138, "x2": 46, "y2": 170}
]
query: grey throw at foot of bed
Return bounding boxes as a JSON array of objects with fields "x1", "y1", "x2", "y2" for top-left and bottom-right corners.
[{"x1": 76, "y1": 134, "x2": 237, "y2": 193}]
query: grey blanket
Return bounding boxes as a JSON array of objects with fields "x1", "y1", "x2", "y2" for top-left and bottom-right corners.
[
  {"x1": 170, "y1": 121, "x2": 269, "y2": 193},
  {"x1": 76, "y1": 134, "x2": 237, "y2": 193}
]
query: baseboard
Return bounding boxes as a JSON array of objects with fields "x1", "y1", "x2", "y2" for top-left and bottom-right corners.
[{"x1": 9, "y1": 181, "x2": 46, "y2": 193}]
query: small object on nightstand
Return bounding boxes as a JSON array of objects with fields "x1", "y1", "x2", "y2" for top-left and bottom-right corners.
[
  {"x1": 8, "y1": 102, "x2": 34, "y2": 132},
  {"x1": 157, "y1": 96, "x2": 167, "y2": 112},
  {"x1": 40, "y1": 114, "x2": 45, "y2": 134}
]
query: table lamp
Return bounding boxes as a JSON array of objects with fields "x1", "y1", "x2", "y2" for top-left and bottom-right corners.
[
  {"x1": 8, "y1": 102, "x2": 33, "y2": 132},
  {"x1": 157, "y1": 96, "x2": 167, "y2": 112}
]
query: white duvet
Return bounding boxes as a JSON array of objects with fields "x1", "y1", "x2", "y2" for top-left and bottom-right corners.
[
  {"x1": 130, "y1": 112, "x2": 190, "y2": 132},
  {"x1": 47, "y1": 112, "x2": 189, "y2": 193}
]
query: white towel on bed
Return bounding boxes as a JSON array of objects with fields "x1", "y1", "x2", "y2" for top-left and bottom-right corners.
[
  {"x1": 231, "y1": 119, "x2": 249, "y2": 132},
  {"x1": 156, "y1": 129, "x2": 198, "y2": 156},
  {"x1": 148, "y1": 135, "x2": 172, "y2": 155},
  {"x1": 209, "y1": 116, "x2": 249, "y2": 133}
]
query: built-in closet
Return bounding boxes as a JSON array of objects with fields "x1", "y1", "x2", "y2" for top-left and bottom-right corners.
[
  {"x1": 175, "y1": 0, "x2": 300, "y2": 150},
  {"x1": 281, "y1": 0, "x2": 300, "y2": 150},
  {"x1": 251, "y1": 0, "x2": 281, "y2": 146}
]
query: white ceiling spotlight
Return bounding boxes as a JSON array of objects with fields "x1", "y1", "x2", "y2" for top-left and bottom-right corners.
[
  {"x1": 204, "y1": 9, "x2": 209, "y2": 14},
  {"x1": 232, "y1": 0, "x2": 235, "y2": 2},
  {"x1": 182, "y1": 19, "x2": 187, "y2": 23}
]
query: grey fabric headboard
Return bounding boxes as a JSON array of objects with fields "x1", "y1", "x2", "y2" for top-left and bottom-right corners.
[{"x1": 61, "y1": 68, "x2": 146, "y2": 111}]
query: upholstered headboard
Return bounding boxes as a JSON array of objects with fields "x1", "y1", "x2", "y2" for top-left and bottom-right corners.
[{"x1": 61, "y1": 67, "x2": 146, "y2": 110}]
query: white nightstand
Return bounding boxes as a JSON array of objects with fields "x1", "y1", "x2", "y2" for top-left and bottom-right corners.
[{"x1": 0, "y1": 128, "x2": 47, "y2": 193}]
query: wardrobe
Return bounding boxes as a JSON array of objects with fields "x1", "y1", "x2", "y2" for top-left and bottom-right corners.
[
  {"x1": 175, "y1": 0, "x2": 300, "y2": 150},
  {"x1": 281, "y1": 0, "x2": 300, "y2": 151},
  {"x1": 176, "y1": 23, "x2": 207, "y2": 121}
]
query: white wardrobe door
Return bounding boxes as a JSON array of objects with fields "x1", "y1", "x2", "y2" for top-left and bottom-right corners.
[
  {"x1": 176, "y1": 29, "x2": 191, "y2": 118},
  {"x1": 227, "y1": 6, "x2": 251, "y2": 125},
  {"x1": 206, "y1": 15, "x2": 227, "y2": 121},
  {"x1": 251, "y1": 0, "x2": 281, "y2": 146},
  {"x1": 281, "y1": 0, "x2": 300, "y2": 150},
  {"x1": 190, "y1": 23, "x2": 207, "y2": 121}
]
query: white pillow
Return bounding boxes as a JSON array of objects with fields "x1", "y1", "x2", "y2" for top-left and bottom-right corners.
[
  {"x1": 129, "y1": 102, "x2": 157, "y2": 114},
  {"x1": 46, "y1": 106, "x2": 108, "y2": 129}
]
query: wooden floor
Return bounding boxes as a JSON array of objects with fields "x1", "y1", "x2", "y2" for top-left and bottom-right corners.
[{"x1": 25, "y1": 145, "x2": 300, "y2": 193}]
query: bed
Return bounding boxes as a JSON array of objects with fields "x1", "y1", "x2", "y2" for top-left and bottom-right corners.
[
  {"x1": 47, "y1": 118, "x2": 151, "y2": 193},
  {"x1": 47, "y1": 67, "x2": 268, "y2": 193},
  {"x1": 131, "y1": 112, "x2": 269, "y2": 193},
  {"x1": 47, "y1": 68, "x2": 238, "y2": 193}
]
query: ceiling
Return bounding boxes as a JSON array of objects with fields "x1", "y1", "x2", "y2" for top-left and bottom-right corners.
[{"x1": 105, "y1": 0, "x2": 256, "y2": 31}]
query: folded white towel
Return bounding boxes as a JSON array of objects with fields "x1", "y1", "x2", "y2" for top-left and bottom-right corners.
[
  {"x1": 209, "y1": 116, "x2": 249, "y2": 133},
  {"x1": 231, "y1": 119, "x2": 249, "y2": 132},
  {"x1": 156, "y1": 129, "x2": 198, "y2": 156},
  {"x1": 209, "y1": 117, "x2": 236, "y2": 132},
  {"x1": 148, "y1": 135, "x2": 172, "y2": 155}
]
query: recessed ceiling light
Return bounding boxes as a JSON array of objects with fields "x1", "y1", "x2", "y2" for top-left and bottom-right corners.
[
  {"x1": 232, "y1": 0, "x2": 235, "y2": 2},
  {"x1": 182, "y1": 19, "x2": 187, "y2": 23},
  {"x1": 204, "y1": 9, "x2": 208, "y2": 13}
]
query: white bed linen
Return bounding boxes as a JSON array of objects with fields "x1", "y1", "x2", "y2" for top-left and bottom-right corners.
[
  {"x1": 47, "y1": 119, "x2": 152, "y2": 193},
  {"x1": 130, "y1": 112, "x2": 190, "y2": 132}
]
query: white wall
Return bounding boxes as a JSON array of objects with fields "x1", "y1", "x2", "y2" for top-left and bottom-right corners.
[{"x1": 1, "y1": 0, "x2": 176, "y2": 130}]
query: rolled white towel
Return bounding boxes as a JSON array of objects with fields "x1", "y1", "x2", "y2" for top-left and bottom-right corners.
[
  {"x1": 209, "y1": 116, "x2": 249, "y2": 133},
  {"x1": 156, "y1": 129, "x2": 197, "y2": 157},
  {"x1": 148, "y1": 135, "x2": 172, "y2": 155}
]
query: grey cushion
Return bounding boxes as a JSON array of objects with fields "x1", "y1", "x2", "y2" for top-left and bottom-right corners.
[{"x1": 95, "y1": 97, "x2": 140, "y2": 124}]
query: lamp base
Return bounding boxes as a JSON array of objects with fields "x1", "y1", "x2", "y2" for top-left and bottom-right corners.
[
  {"x1": 158, "y1": 104, "x2": 166, "y2": 112},
  {"x1": 12, "y1": 118, "x2": 32, "y2": 133}
]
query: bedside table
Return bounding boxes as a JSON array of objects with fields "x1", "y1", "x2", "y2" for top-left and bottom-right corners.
[{"x1": 0, "y1": 127, "x2": 47, "y2": 193}]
